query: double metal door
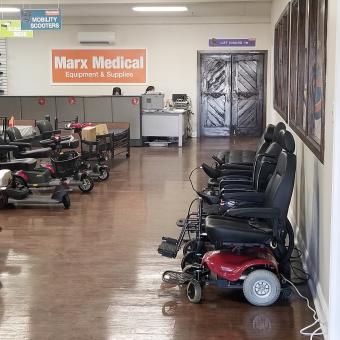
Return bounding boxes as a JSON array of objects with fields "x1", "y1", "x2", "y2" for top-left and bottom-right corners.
[{"x1": 200, "y1": 53, "x2": 264, "y2": 137}]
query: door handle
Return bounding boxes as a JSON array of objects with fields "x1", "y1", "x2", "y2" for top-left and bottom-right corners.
[
  {"x1": 235, "y1": 91, "x2": 258, "y2": 99},
  {"x1": 202, "y1": 92, "x2": 225, "y2": 99}
]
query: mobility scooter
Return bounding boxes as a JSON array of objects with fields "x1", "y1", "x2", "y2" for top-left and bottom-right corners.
[{"x1": 159, "y1": 129, "x2": 296, "y2": 307}]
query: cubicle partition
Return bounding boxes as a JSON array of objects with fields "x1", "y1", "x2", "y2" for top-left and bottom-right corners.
[{"x1": 0, "y1": 95, "x2": 142, "y2": 146}]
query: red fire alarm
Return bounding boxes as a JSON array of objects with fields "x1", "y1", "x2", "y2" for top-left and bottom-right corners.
[
  {"x1": 131, "y1": 97, "x2": 139, "y2": 106},
  {"x1": 68, "y1": 96, "x2": 76, "y2": 105},
  {"x1": 38, "y1": 97, "x2": 46, "y2": 106}
]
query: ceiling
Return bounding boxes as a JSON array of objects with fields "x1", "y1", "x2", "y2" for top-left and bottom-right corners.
[{"x1": 0, "y1": 1, "x2": 272, "y2": 18}]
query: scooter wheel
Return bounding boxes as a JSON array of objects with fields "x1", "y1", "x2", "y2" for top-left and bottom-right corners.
[
  {"x1": 62, "y1": 194, "x2": 71, "y2": 209},
  {"x1": 243, "y1": 270, "x2": 281, "y2": 306},
  {"x1": 187, "y1": 279, "x2": 202, "y2": 303},
  {"x1": 79, "y1": 175, "x2": 94, "y2": 192},
  {"x1": 183, "y1": 240, "x2": 198, "y2": 256},
  {"x1": 0, "y1": 192, "x2": 8, "y2": 209},
  {"x1": 98, "y1": 167, "x2": 110, "y2": 181}
]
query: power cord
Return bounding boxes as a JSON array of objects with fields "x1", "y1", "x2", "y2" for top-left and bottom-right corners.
[
  {"x1": 188, "y1": 166, "x2": 202, "y2": 194},
  {"x1": 282, "y1": 274, "x2": 323, "y2": 339}
]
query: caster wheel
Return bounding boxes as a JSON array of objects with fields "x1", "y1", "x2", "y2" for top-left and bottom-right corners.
[
  {"x1": 187, "y1": 279, "x2": 202, "y2": 304},
  {"x1": 79, "y1": 175, "x2": 94, "y2": 192},
  {"x1": 98, "y1": 167, "x2": 110, "y2": 181},
  {"x1": 243, "y1": 270, "x2": 281, "y2": 306},
  {"x1": 183, "y1": 240, "x2": 197, "y2": 256},
  {"x1": 62, "y1": 195, "x2": 71, "y2": 209}
]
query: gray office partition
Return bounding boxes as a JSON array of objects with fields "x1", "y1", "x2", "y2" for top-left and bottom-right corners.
[
  {"x1": 0, "y1": 96, "x2": 22, "y2": 118},
  {"x1": 0, "y1": 95, "x2": 142, "y2": 145},
  {"x1": 84, "y1": 96, "x2": 112, "y2": 122},
  {"x1": 21, "y1": 96, "x2": 57, "y2": 120},
  {"x1": 56, "y1": 96, "x2": 85, "y2": 124},
  {"x1": 112, "y1": 96, "x2": 142, "y2": 145}
]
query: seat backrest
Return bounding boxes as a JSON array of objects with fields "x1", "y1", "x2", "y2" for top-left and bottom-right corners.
[
  {"x1": 264, "y1": 130, "x2": 296, "y2": 217},
  {"x1": 36, "y1": 120, "x2": 53, "y2": 138},
  {"x1": 254, "y1": 124, "x2": 275, "y2": 156},
  {"x1": 6, "y1": 127, "x2": 23, "y2": 142},
  {"x1": 252, "y1": 122, "x2": 286, "y2": 190}
]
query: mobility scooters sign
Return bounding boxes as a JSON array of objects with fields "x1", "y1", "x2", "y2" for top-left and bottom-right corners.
[
  {"x1": 51, "y1": 49, "x2": 147, "y2": 84},
  {"x1": 21, "y1": 9, "x2": 62, "y2": 30}
]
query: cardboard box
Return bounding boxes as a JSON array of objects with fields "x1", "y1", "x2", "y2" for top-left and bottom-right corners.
[
  {"x1": 82, "y1": 126, "x2": 96, "y2": 142},
  {"x1": 95, "y1": 124, "x2": 108, "y2": 136}
]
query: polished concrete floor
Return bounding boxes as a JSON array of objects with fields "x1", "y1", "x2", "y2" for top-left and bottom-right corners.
[{"x1": 0, "y1": 137, "x2": 321, "y2": 340}]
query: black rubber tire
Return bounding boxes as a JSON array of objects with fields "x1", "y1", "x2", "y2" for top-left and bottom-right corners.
[
  {"x1": 79, "y1": 175, "x2": 94, "y2": 192},
  {"x1": 181, "y1": 251, "x2": 200, "y2": 270},
  {"x1": 0, "y1": 192, "x2": 8, "y2": 209},
  {"x1": 62, "y1": 194, "x2": 71, "y2": 209},
  {"x1": 13, "y1": 176, "x2": 27, "y2": 189},
  {"x1": 243, "y1": 270, "x2": 281, "y2": 307},
  {"x1": 183, "y1": 240, "x2": 198, "y2": 256},
  {"x1": 98, "y1": 167, "x2": 110, "y2": 181},
  {"x1": 187, "y1": 279, "x2": 202, "y2": 303}
]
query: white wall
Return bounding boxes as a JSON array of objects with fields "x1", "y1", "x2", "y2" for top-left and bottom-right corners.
[
  {"x1": 6, "y1": 17, "x2": 271, "y2": 135},
  {"x1": 269, "y1": 0, "x2": 338, "y2": 335}
]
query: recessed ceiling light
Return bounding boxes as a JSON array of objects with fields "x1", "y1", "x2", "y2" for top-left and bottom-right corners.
[
  {"x1": 132, "y1": 6, "x2": 188, "y2": 12},
  {"x1": 0, "y1": 7, "x2": 20, "y2": 13}
]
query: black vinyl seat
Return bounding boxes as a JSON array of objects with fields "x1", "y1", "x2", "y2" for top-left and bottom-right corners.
[
  {"x1": 202, "y1": 123, "x2": 285, "y2": 180},
  {"x1": 205, "y1": 129, "x2": 296, "y2": 246},
  {"x1": 36, "y1": 119, "x2": 79, "y2": 149},
  {"x1": 0, "y1": 135, "x2": 51, "y2": 159},
  {"x1": 205, "y1": 216, "x2": 272, "y2": 244},
  {"x1": 215, "y1": 123, "x2": 283, "y2": 166}
]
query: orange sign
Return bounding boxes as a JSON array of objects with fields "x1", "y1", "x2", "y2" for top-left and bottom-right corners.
[{"x1": 51, "y1": 49, "x2": 146, "y2": 84}]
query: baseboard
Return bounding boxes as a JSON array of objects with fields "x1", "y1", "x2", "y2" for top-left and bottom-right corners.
[{"x1": 288, "y1": 210, "x2": 329, "y2": 339}]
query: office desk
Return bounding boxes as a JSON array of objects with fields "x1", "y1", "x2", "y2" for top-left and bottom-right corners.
[{"x1": 142, "y1": 109, "x2": 187, "y2": 147}]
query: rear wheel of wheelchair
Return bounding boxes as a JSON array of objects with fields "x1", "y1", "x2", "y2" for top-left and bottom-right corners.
[
  {"x1": 181, "y1": 251, "x2": 200, "y2": 270},
  {"x1": 187, "y1": 279, "x2": 202, "y2": 303},
  {"x1": 79, "y1": 174, "x2": 94, "y2": 192},
  {"x1": 98, "y1": 167, "x2": 110, "y2": 181},
  {"x1": 0, "y1": 192, "x2": 8, "y2": 209},
  {"x1": 183, "y1": 240, "x2": 198, "y2": 256},
  {"x1": 243, "y1": 270, "x2": 281, "y2": 306}
]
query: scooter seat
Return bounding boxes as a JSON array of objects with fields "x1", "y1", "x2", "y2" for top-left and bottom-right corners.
[
  {"x1": 216, "y1": 150, "x2": 256, "y2": 165},
  {"x1": 0, "y1": 158, "x2": 37, "y2": 171},
  {"x1": 14, "y1": 147, "x2": 52, "y2": 159},
  {"x1": 205, "y1": 215, "x2": 272, "y2": 244}
]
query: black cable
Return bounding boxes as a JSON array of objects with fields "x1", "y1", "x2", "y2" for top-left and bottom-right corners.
[
  {"x1": 188, "y1": 166, "x2": 201, "y2": 194},
  {"x1": 186, "y1": 197, "x2": 199, "y2": 219}
]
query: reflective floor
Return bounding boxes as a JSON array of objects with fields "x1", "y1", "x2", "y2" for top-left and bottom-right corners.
[{"x1": 0, "y1": 137, "x2": 320, "y2": 340}]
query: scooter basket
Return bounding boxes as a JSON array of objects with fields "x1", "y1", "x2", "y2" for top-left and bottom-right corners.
[{"x1": 51, "y1": 150, "x2": 80, "y2": 178}]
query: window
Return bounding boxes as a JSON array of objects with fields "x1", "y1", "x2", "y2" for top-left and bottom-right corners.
[
  {"x1": 274, "y1": 4, "x2": 290, "y2": 121},
  {"x1": 274, "y1": 0, "x2": 327, "y2": 162}
]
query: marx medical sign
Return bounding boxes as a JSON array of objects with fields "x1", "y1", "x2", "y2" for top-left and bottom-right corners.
[
  {"x1": 51, "y1": 49, "x2": 147, "y2": 84},
  {"x1": 21, "y1": 9, "x2": 62, "y2": 30}
]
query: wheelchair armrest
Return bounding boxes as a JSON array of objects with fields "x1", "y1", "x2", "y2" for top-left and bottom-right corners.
[
  {"x1": 198, "y1": 192, "x2": 221, "y2": 205},
  {"x1": 227, "y1": 207, "x2": 281, "y2": 219},
  {"x1": 222, "y1": 191, "x2": 265, "y2": 203},
  {"x1": 221, "y1": 164, "x2": 253, "y2": 171},
  {"x1": 9, "y1": 141, "x2": 32, "y2": 149},
  {"x1": 51, "y1": 129, "x2": 62, "y2": 135},
  {"x1": 0, "y1": 144, "x2": 19, "y2": 151},
  {"x1": 221, "y1": 188, "x2": 255, "y2": 194},
  {"x1": 220, "y1": 178, "x2": 253, "y2": 188}
]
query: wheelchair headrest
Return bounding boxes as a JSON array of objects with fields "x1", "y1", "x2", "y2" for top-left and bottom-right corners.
[
  {"x1": 278, "y1": 130, "x2": 295, "y2": 153},
  {"x1": 264, "y1": 124, "x2": 275, "y2": 143},
  {"x1": 273, "y1": 122, "x2": 286, "y2": 142}
]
